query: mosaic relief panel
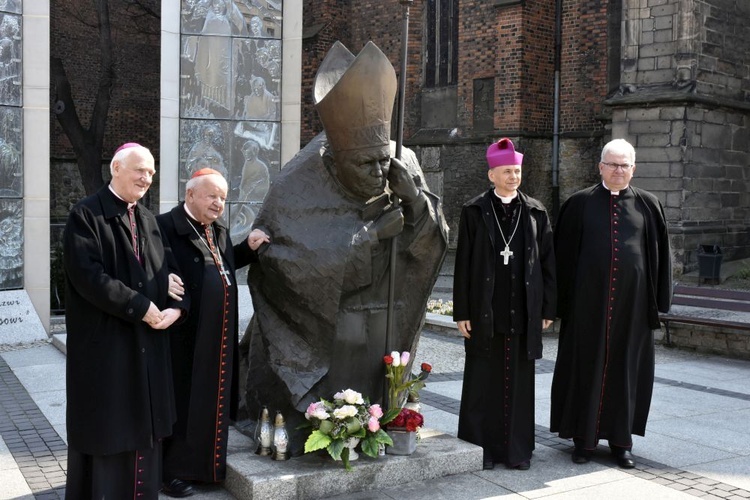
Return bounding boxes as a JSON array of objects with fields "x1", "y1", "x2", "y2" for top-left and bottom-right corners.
[
  {"x1": 181, "y1": 0, "x2": 282, "y2": 38},
  {"x1": 0, "y1": 0, "x2": 21, "y2": 15},
  {"x1": 178, "y1": 119, "x2": 280, "y2": 204},
  {"x1": 179, "y1": 0, "x2": 282, "y2": 243},
  {"x1": 0, "y1": 106, "x2": 22, "y2": 198},
  {"x1": 180, "y1": 35, "x2": 281, "y2": 120},
  {"x1": 0, "y1": 198, "x2": 22, "y2": 290},
  {"x1": 0, "y1": 12, "x2": 22, "y2": 107}
]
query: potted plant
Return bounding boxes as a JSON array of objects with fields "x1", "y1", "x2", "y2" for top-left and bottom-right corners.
[{"x1": 383, "y1": 351, "x2": 431, "y2": 455}]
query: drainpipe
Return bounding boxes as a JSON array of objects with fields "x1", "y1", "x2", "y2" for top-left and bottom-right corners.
[{"x1": 551, "y1": 0, "x2": 563, "y2": 222}]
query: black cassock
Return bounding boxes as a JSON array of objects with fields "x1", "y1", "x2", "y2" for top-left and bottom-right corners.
[
  {"x1": 457, "y1": 196, "x2": 535, "y2": 467},
  {"x1": 163, "y1": 239, "x2": 237, "y2": 481},
  {"x1": 158, "y1": 207, "x2": 256, "y2": 483},
  {"x1": 550, "y1": 184, "x2": 671, "y2": 450}
]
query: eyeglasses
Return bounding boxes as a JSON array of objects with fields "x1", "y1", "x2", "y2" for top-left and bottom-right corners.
[{"x1": 601, "y1": 162, "x2": 633, "y2": 171}]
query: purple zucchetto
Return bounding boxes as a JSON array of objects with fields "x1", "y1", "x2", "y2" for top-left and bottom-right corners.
[
  {"x1": 486, "y1": 138, "x2": 523, "y2": 169},
  {"x1": 114, "y1": 142, "x2": 142, "y2": 155}
]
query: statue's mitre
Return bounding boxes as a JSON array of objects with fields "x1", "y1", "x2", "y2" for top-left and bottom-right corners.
[{"x1": 314, "y1": 41, "x2": 397, "y2": 153}]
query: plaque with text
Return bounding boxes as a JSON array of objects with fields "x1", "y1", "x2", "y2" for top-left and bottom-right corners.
[{"x1": 0, "y1": 290, "x2": 47, "y2": 345}]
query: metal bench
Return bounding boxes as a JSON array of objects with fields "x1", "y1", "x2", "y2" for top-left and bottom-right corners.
[{"x1": 660, "y1": 284, "x2": 750, "y2": 345}]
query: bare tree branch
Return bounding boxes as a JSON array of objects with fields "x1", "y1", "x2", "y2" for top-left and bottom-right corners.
[{"x1": 51, "y1": 0, "x2": 118, "y2": 195}]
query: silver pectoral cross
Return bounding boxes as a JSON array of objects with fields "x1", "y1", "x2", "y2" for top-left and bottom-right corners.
[
  {"x1": 219, "y1": 265, "x2": 232, "y2": 286},
  {"x1": 500, "y1": 245, "x2": 513, "y2": 265}
]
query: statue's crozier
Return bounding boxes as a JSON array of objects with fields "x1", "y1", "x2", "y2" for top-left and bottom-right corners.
[{"x1": 240, "y1": 41, "x2": 448, "y2": 454}]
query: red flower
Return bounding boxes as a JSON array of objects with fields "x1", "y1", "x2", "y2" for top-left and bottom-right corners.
[
  {"x1": 421, "y1": 363, "x2": 432, "y2": 373},
  {"x1": 384, "y1": 355, "x2": 394, "y2": 365},
  {"x1": 389, "y1": 408, "x2": 424, "y2": 432}
]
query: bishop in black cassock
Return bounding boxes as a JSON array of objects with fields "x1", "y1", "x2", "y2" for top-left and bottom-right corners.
[
  {"x1": 64, "y1": 144, "x2": 183, "y2": 499},
  {"x1": 453, "y1": 138, "x2": 556, "y2": 470},
  {"x1": 157, "y1": 169, "x2": 268, "y2": 496},
  {"x1": 550, "y1": 139, "x2": 672, "y2": 469}
]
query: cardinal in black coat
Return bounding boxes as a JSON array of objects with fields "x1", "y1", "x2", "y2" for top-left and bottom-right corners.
[{"x1": 157, "y1": 169, "x2": 267, "y2": 491}]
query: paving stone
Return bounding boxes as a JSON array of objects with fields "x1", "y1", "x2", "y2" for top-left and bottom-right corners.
[
  {"x1": 685, "y1": 488, "x2": 708, "y2": 496},
  {"x1": 667, "y1": 482, "x2": 692, "y2": 490},
  {"x1": 677, "y1": 478, "x2": 699, "y2": 486},
  {"x1": 713, "y1": 490, "x2": 734, "y2": 498},
  {"x1": 716, "y1": 484, "x2": 740, "y2": 492}
]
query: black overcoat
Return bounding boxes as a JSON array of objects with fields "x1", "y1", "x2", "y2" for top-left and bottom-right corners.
[
  {"x1": 453, "y1": 190, "x2": 556, "y2": 359},
  {"x1": 157, "y1": 204, "x2": 257, "y2": 427},
  {"x1": 64, "y1": 186, "x2": 180, "y2": 456}
]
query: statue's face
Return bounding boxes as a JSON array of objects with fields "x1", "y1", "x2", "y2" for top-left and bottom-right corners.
[{"x1": 333, "y1": 145, "x2": 390, "y2": 201}]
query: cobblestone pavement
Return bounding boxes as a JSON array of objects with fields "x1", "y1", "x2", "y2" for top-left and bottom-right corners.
[
  {"x1": 0, "y1": 353, "x2": 66, "y2": 499},
  {"x1": 2, "y1": 322, "x2": 750, "y2": 499}
]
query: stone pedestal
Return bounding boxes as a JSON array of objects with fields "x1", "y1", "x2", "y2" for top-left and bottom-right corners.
[{"x1": 225, "y1": 428, "x2": 482, "y2": 500}]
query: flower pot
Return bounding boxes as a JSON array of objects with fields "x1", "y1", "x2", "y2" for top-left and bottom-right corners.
[
  {"x1": 334, "y1": 437, "x2": 360, "y2": 462},
  {"x1": 386, "y1": 428, "x2": 416, "y2": 455}
]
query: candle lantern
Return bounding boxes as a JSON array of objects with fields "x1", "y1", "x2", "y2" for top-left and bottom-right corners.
[
  {"x1": 256, "y1": 406, "x2": 273, "y2": 456},
  {"x1": 272, "y1": 411, "x2": 290, "y2": 461}
]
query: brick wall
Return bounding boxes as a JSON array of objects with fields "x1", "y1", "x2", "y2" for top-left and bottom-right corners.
[
  {"x1": 609, "y1": 0, "x2": 750, "y2": 267},
  {"x1": 559, "y1": 0, "x2": 608, "y2": 132},
  {"x1": 300, "y1": 0, "x2": 351, "y2": 144},
  {"x1": 50, "y1": 1, "x2": 161, "y2": 162},
  {"x1": 300, "y1": 0, "x2": 750, "y2": 263}
]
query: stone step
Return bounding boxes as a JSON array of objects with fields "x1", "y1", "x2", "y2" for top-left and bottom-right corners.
[{"x1": 225, "y1": 429, "x2": 482, "y2": 500}]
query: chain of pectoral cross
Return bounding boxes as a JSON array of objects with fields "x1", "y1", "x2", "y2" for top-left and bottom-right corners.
[
  {"x1": 189, "y1": 221, "x2": 232, "y2": 286},
  {"x1": 490, "y1": 201, "x2": 522, "y2": 266}
]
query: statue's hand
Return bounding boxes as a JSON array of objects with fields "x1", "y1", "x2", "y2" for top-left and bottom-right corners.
[
  {"x1": 371, "y1": 207, "x2": 404, "y2": 240},
  {"x1": 387, "y1": 157, "x2": 420, "y2": 204}
]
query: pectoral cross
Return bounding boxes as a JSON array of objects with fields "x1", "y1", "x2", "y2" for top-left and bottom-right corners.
[
  {"x1": 500, "y1": 245, "x2": 513, "y2": 266},
  {"x1": 218, "y1": 265, "x2": 232, "y2": 286}
]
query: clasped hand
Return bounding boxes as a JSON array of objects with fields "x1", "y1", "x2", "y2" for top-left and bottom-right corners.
[{"x1": 142, "y1": 302, "x2": 181, "y2": 330}]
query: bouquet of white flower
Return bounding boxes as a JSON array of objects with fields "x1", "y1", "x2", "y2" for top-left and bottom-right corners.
[{"x1": 303, "y1": 388, "x2": 395, "y2": 470}]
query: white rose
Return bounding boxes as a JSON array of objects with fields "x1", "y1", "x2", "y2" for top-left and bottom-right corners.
[
  {"x1": 333, "y1": 405, "x2": 358, "y2": 419},
  {"x1": 341, "y1": 389, "x2": 364, "y2": 405}
]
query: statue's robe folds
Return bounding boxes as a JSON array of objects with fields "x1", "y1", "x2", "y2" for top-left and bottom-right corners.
[{"x1": 241, "y1": 134, "x2": 448, "y2": 452}]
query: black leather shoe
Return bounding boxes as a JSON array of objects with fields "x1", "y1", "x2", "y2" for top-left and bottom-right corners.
[
  {"x1": 483, "y1": 458, "x2": 495, "y2": 470},
  {"x1": 162, "y1": 479, "x2": 194, "y2": 498},
  {"x1": 514, "y1": 460, "x2": 530, "y2": 470},
  {"x1": 613, "y1": 449, "x2": 635, "y2": 469},
  {"x1": 572, "y1": 448, "x2": 591, "y2": 464}
]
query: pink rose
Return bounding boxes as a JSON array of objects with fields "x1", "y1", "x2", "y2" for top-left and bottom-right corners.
[
  {"x1": 368, "y1": 416, "x2": 380, "y2": 432},
  {"x1": 369, "y1": 404, "x2": 383, "y2": 419}
]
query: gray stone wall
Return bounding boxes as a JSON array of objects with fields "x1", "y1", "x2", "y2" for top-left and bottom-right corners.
[
  {"x1": 610, "y1": 0, "x2": 750, "y2": 272},
  {"x1": 610, "y1": 102, "x2": 750, "y2": 270},
  {"x1": 669, "y1": 324, "x2": 750, "y2": 361}
]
